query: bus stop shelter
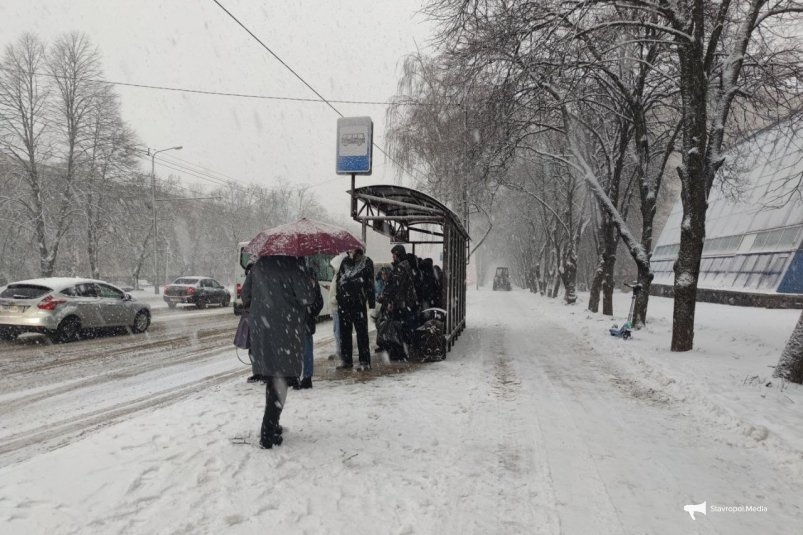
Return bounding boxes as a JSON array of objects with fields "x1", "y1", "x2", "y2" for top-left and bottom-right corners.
[{"x1": 350, "y1": 185, "x2": 468, "y2": 351}]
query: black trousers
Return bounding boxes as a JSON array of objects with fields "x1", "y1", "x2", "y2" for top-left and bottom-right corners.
[
  {"x1": 261, "y1": 377, "x2": 288, "y2": 439},
  {"x1": 338, "y1": 306, "x2": 370, "y2": 366}
]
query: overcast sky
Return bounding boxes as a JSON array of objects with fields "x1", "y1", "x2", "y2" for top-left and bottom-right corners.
[{"x1": 0, "y1": 0, "x2": 436, "y2": 220}]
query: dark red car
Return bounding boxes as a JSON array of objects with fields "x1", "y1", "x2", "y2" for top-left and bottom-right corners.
[{"x1": 163, "y1": 276, "x2": 231, "y2": 309}]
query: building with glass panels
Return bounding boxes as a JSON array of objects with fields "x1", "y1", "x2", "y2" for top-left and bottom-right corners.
[{"x1": 651, "y1": 122, "x2": 803, "y2": 297}]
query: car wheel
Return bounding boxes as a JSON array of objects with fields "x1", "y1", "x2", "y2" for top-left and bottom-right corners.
[
  {"x1": 221, "y1": 295, "x2": 230, "y2": 308},
  {"x1": 167, "y1": 302, "x2": 177, "y2": 309},
  {"x1": 52, "y1": 316, "x2": 81, "y2": 343},
  {"x1": 0, "y1": 328, "x2": 17, "y2": 341},
  {"x1": 131, "y1": 310, "x2": 151, "y2": 333},
  {"x1": 196, "y1": 298, "x2": 207, "y2": 310}
]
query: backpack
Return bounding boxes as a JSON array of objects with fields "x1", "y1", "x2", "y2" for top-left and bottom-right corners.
[{"x1": 337, "y1": 258, "x2": 367, "y2": 308}]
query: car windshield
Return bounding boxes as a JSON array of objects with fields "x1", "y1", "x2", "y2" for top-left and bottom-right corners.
[
  {"x1": 172, "y1": 278, "x2": 199, "y2": 285},
  {"x1": 0, "y1": 284, "x2": 53, "y2": 299}
]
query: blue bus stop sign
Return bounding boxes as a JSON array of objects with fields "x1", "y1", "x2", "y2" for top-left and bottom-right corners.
[{"x1": 336, "y1": 117, "x2": 373, "y2": 175}]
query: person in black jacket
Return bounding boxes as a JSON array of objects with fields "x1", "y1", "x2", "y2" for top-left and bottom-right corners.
[
  {"x1": 385, "y1": 244, "x2": 419, "y2": 360},
  {"x1": 297, "y1": 265, "x2": 324, "y2": 389},
  {"x1": 419, "y1": 257, "x2": 440, "y2": 309},
  {"x1": 336, "y1": 248, "x2": 375, "y2": 370}
]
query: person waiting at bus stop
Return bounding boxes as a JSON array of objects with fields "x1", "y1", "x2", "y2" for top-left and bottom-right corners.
[
  {"x1": 335, "y1": 248, "x2": 375, "y2": 371},
  {"x1": 385, "y1": 244, "x2": 418, "y2": 361}
]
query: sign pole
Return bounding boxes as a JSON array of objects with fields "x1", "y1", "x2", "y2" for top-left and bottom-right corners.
[{"x1": 350, "y1": 173, "x2": 357, "y2": 218}]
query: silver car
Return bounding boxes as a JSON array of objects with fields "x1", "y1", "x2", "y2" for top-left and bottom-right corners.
[{"x1": 0, "y1": 277, "x2": 151, "y2": 343}]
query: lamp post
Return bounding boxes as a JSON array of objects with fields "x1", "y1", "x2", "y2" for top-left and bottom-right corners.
[{"x1": 151, "y1": 145, "x2": 182, "y2": 294}]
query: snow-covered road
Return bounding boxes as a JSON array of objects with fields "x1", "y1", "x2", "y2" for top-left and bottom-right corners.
[{"x1": 0, "y1": 289, "x2": 800, "y2": 534}]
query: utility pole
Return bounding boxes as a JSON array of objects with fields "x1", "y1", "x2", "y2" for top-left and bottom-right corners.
[{"x1": 150, "y1": 145, "x2": 183, "y2": 294}]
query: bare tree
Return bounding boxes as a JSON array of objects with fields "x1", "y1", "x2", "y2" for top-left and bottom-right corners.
[
  {"x1": 0, "y1": 33, "x2": 55, "y2": 275},
  {"x1": 573, "y1": 0, "x2": 803, "y2": 350},
  {"x1": 81, "y1": 85, "x2": 139, "y2": 278},
  {"x1": 386, "y1": 55, "x2": 505, "y2": 258},
  {"x1": 424, "y1": 0, "x2": 803, "y2": 350},
  {"x1": 43, "y1": 32, "x2": 103, "y2": 276}
]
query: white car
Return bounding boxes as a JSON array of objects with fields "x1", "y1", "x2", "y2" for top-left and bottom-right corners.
[{"x1": 0, "y1": 277, "x2": 151, "y2": 343}]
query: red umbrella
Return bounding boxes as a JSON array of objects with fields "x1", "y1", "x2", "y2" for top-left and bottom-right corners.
[{"x1": 244, "y1": 218, "x2": 364, "y2": 258}]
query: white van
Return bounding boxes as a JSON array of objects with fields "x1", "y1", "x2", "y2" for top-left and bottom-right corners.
[{"x1": 232, "y1": 241, "x2": 334, "y2": 318}]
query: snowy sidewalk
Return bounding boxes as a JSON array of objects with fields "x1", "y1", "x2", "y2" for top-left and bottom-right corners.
[{"x1": 557, "y1": 290, "x2": 803, "y2": 471}]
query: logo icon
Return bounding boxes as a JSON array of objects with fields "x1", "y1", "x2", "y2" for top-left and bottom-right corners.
[{"x1": 684, "y1": 501, "x2": 706, "y2": 520}]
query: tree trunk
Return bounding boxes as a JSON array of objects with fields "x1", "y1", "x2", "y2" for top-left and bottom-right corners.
[
  {"x1": 601, "y1": 252, "x2": 616, "y2": 316},
  {"x1": 633, "y1": 104, "x2": 656, "y2": 328},
  {"x1": 550, "y1": 272, "x2": 561, "y2": 298},
  {"x1": 774, "y1": 310, "x2": 803, "y2": 384},
  {"x1": 561, "y1": 250, "x2": 578, "y2": 304},
  {"x1": 633, "y1": 263, "x2": 652, "y2": 327},
  {"x1": 671, "y1": 182, "x2": 707, "y2": 352},
  {"x1": 671, "y1": 36, "x2": 709, "y2": 352},
  {"x1": 131, "y1": 233, "x2": 152, "y2": 291},
  {"x1": 600, "y1": 219, "x2": 618, "y2": 316},
  {"x1": 87, "y1": 201, "x2": 99, "y2": 279},
  {"x1": 588, "y1": 254, "x2": 604, "y2": 312},
  {"x1": 587, "y1": 214, "x2": 617, "y2": 315}
]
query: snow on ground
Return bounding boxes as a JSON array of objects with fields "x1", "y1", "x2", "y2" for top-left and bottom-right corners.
[{"x1": 0, "y1": 288, "x2": 801, "y2": 534}]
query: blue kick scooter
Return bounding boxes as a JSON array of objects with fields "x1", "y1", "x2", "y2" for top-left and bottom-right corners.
[{"x1": 609, "y1": 281, "x2": 642, "y2": 340}]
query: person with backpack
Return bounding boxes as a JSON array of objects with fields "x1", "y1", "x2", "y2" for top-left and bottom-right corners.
[
  {"x1": 384, "y1": 244, "x2": 419, "y2": 361},
  {"x1": 335, "y1": 248, "x2": 375, "y2": 371}
]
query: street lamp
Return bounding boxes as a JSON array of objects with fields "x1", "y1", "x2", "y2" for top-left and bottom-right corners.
[{"x1": 151, "y1": 145, "x2": 182, "y2": 294}]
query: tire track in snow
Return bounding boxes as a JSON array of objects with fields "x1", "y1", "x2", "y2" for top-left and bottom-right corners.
[
  {"x1": 434, "y1": 313, "x2": 561, "y2": 534},
  {"x1": 0, "y1": 367, "x2": 244, "y2": 468}
]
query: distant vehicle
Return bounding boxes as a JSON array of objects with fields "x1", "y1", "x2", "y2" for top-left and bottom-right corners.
[
  {"x1": 492, "y1": 267, "x2": 512, "y2": 291},
  {"x1": 163, "y1": 276, "x2": 230, "y2": 309},
  {"x1": 0, "y1": 277, "x2": 151, "y2": 343},
  {"x1": 232, "y1": 241, "x2": 334, "y2": 317}
]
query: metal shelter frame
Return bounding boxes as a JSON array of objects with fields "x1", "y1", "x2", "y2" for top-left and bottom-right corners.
[{"x1": 349, "y1": 184, "x2": 469, "y2": 351}]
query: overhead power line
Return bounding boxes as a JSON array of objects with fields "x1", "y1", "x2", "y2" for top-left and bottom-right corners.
[
  {"x1": 209, "y1": 0, "x2": 427, "y2": 185},
  {"x1": 0, "y1": 64, "x2": 406, "y2": 106}
]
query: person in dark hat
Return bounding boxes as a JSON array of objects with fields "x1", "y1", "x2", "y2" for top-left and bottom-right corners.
[
  {"x1": 335, "y1": 248, "x2": 375, "y2": 371},
  {"x1": 384, "y1": 244, "x2": 419, "y2": 360}
]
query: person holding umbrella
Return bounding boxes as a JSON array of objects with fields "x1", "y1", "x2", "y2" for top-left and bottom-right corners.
[
  {"x1": 242, "y1": 255, "x2": 316, "y2": 448},
  {"x1": 242, "y1": 217, "x2": 363, "y2": 448}
]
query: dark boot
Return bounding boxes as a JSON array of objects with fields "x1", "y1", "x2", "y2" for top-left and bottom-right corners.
[
  {"x1": 260, "y1": 426, "x2": 283, "y2": 449},
  {"x1": 260, "y1": 379, "x2": 284, "y2": 448},
  {"x1": 299, "y1": 377, "x2": 312, "y2": 389}
]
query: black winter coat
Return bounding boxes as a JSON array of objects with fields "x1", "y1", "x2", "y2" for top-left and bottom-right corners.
[
  {"x1": 306, "y1": 275, "x2": 324, "y2": 334},
  {"x1": 241, "y1": 256, "x2": 316, "y2": 377},
  {"x1": 386, "y1": 258, "x2": 417, "y2": 312}
]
